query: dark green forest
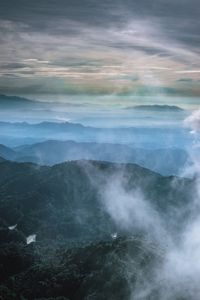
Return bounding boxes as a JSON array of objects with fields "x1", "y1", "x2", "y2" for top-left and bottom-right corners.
[{"x1": 0, "y1": 159, "x2": 194, "y2": 299}]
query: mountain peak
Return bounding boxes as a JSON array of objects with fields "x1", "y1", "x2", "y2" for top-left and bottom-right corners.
[{"x1": 127, "y1": 104, "x2": 184, "y2": 112}]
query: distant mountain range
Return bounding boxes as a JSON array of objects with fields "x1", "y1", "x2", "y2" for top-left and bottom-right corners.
[
  {"x1": 0, "y1": 95, "x2": 184, "y2": 111},
  {"x1": 126, "y1": 104, "x2": 184, "y2": 112},
  {"x1": 0, "y1": 94, "x2": 37, "y2": 108},
  {"x1": 0, "y1": 140, "x2": 189, "y2": 175},
  {"x1": 0, "y1": 121, "x2": 193, "y2": 149},
  {"x1": 0, "y1": 94, "x2": 185, "y2": 118}
]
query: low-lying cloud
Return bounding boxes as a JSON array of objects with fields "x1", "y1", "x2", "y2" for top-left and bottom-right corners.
[{"x1": 87, "y1": 109, "x2": 200, "y2": 299}]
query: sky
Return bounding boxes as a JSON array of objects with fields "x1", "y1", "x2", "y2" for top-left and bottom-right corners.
[{"x1": 0, "y1": 0, "x2": 199, "y2": 102}]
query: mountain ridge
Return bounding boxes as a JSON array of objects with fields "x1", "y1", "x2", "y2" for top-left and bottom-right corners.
[
  {"x1": 0, "y1": 158, "x2": 194, "y2": 299},
  {"x1": 0, "y1": 94, "x2": 37, "y2": 107},
  {"x1": 0, "y1": 139, "x2": 189, "y2": 176},
  {"x1": 126, "y1": 104, "x2": 184, "y2": 112}
]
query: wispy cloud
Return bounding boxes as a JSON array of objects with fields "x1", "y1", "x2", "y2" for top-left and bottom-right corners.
[{"x1": 0, "y1": 0, "x2": 199, "y2": 96}]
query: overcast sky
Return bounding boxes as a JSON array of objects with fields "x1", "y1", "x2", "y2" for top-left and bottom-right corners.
[{"x1": 0, "y1": 0, "x2": 200, "y2": 98}]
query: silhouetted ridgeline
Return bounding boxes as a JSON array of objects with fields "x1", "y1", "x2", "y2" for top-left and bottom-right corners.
[
  {"x1": 0, "y1": 121, "x2": 193, "y2": 149},
  {"x1": 126, "y1": 104, "x2": 184, "y2": 112},
  {"x1": 0, "y1": 141, "x2": 189, "y2": 175}
]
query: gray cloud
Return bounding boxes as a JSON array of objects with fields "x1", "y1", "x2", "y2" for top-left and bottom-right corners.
[
  {"x1": 1, "y1": 62, "x2": 28, "y2": 69},
  {"x1": 0, "y1": 0, "x2": 199, "y2": 96}
]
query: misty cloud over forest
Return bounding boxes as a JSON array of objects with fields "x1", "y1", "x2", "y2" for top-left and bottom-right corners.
[{"x1": 0, "y1": 0, "x2": 200, "y2": 299}]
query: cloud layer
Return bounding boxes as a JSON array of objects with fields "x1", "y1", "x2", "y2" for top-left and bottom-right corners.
[{"x1": 0, "y1": 0, "x2": 199, "y2": 97}]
